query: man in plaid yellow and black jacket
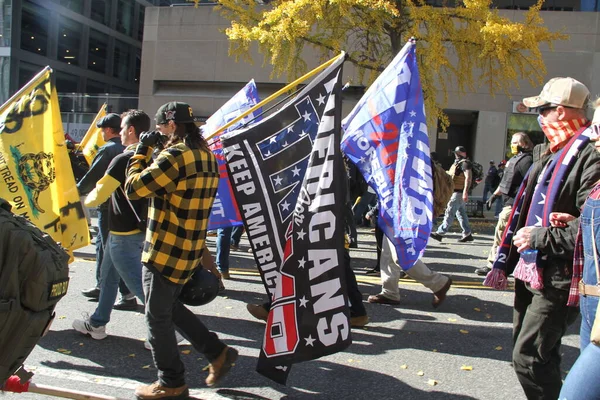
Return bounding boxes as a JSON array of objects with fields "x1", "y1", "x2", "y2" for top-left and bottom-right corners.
[{"x1": 125, "y1": 102, "x2": 238, "y2": 400}]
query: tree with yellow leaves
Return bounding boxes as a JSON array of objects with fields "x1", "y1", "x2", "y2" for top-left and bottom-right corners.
[{"x1": 192, "y1": 0, "x2": 564, "y2": 129}]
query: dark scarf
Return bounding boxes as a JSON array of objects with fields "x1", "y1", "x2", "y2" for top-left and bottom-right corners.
[{"x1": 484, "y1": 124, "x2": 592, "y2": 289}]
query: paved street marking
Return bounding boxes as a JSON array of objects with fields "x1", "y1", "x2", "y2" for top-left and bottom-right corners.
[{"x1": 23, "y1": 365, "x2": 227, "y2": 399}]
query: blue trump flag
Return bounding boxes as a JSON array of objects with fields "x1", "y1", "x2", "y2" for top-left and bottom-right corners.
[
  {"x1": 341, "y1": 39, "x2": 433, "y2": 270},
  {"x1": 204, "y1": 79, "x2": 262, "y2": 230}
]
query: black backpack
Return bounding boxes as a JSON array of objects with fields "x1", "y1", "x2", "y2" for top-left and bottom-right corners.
[{"x1": 0, "y1": 199, "x2": 70, "y2": 385}]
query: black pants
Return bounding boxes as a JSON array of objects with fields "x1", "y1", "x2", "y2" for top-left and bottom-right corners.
[
  {"x1": 512, "y1": 279, "x2": 579, "y2": 399},
  {"x1": 143, "y1": 266, "x2": 225, "y2": 387}
]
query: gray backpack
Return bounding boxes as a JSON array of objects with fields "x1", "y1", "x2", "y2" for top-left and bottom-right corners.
[{"x1": 0, "y1": 198, "x2": 70, "y2": 384}]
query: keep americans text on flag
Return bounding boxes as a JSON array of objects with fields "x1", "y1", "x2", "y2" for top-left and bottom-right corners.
[{"x1": 221, "y1": 54, "x2": 350, "y2": 384}]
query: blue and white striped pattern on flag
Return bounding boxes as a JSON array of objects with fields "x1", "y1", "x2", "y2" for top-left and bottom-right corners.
[
  {"x1": 203, "y1": 80, "x2": 262, "y2": 230},
  {"x1": 341, "y1": 39, "x2": 433, "y2": 270}
]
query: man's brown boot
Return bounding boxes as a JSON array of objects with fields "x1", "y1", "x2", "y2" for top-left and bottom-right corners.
[
  {"x1": 206, "y1": 346, "x2": 239, "y2": 387},
  {"x1": 134, "y1": 381, "x2": 189, "y2": 400}
]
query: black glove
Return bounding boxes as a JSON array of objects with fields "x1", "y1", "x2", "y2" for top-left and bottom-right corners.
[
  {"x1": 139, "y1": 131, "x2": 164, "y2": 147},
  {"x1": 486, "y1": 195, "x2": 497, "y2": 210}
]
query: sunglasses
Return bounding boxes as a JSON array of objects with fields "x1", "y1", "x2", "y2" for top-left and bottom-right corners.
[{"x1": 538, "y1": 105, "x2": 558, "y2": 115}]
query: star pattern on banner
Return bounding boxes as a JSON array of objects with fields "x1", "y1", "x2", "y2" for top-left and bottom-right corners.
[
  {"x1": 257, "y1": 94, "x2": 321, "y2": 161},
  {"x1": 297, "y1": 229, "x2": 306, "y2": 240},
  {"x1": 304, "y1": 335, "x2": 316, "y2": 347},
  {"x1": 299, "y1": 296, "x2": 309, "y2": 307},
  {"x1": 298, "y1": 257, "x2": 306, "y2": 268}
]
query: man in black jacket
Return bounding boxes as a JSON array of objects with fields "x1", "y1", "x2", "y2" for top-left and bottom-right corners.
[
  {"x1": 511, "y1": 77, "x2": 600, "y2": 399},
  {"x1": 476, "y1": 132, "x2": 533, "y2": 276},
  {"x1": 77, "y1": 113, "x2": 127, "y2": 302}
]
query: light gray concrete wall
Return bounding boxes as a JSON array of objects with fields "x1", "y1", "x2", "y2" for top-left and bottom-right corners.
[{"x1": 139, "y1": 5, "x2": 600, "y2": 164}]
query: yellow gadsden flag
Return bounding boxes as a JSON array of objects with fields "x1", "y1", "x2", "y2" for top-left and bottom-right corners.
[
  {"x1": 79, "y1": 103, "x2": 107, "y2": 165},
  {"x1": 0, "y1": 66, "x2": 90, "y2": 253}
]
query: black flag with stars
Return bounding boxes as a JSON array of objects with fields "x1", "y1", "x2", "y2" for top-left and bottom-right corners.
[{"x1": 221, "y1": 54, "x2": 351, "y2": 384}]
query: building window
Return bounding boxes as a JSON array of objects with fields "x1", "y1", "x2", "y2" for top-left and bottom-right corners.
[
  {"x1": 85, "y1": 79, "x2": 107, "y2": 94},
  {"x1": 135, "y1": 48, "x2": 141, "y2": 83},
  {"x1": 59, "y1": 0, "x2": 84, "y2": 14},
  {"x1": 20, "y1": 2, "x2": 49, "y2": 56},
  {"x1": 88, "y1": 29, "x2": 107, "y2": 74},
  {"x1": 18, "y1": 61, "x2": 44, "y2": 89},
  {"x1": 56, "y1": 71, "x2": 79, "y2": 93},
  {"x1": 58, "y1": 17, "x2": 82, "y2": 66},
  {"x1": 0, "y1": 0, "x2": 12, "y2": 47},
  {"x1": 116, "y1": 0, "x2": 135, "y2": 36},
  {"x1": 90, "y1": 0, "x2": 111, "y2": 26},
  {"x1": 113, "y1": 40, "x2": 131, "y2": 80},
  {"x1": 137, "y1": 6, "x2": 145, "y2": 41}
]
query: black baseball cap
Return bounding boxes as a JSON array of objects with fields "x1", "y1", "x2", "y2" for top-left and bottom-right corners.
[
  {"x1": 96, "y1": 113, "x2": 121, "y2": 130},
  {"x1": 155, "y1": 102, "x2": 195, "y2": 125},
  {"x1": 454, "y1": 146, "x2": 466, "y2": 153}
]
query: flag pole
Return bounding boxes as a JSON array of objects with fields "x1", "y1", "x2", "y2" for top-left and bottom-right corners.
[
  {"x1": 205, "y1": 52, "x2": 345, "y2": 140},
  {"x1": 0, "y1": 66, "x2": 52, "y2": 113}
]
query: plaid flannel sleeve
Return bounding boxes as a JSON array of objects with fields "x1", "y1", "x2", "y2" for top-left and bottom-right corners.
[{"x1": 125, "y1": 145, "x2": 180, "y2": 200}]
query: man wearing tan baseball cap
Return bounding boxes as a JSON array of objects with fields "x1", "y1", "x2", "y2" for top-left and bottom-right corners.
[
  {"x1": 523, "y1": 77, "x2": 590, "y2": 110},
  {"x1": 506, "y1": 76, "x2": 600, "y2": 399}
]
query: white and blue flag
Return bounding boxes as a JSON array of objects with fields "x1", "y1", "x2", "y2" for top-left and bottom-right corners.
[{"x1": 341, "y1": 39, "x2": 433, "y2": 270}]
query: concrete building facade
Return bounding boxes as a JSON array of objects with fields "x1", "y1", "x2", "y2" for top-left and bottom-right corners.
[{"x1": 139, "y1": 4, "x2": 600, "y2": 186}]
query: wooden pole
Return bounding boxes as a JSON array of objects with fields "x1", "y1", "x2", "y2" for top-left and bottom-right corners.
[{"x1": 26, "y1": 382, "x2": 127, "y2": 400}]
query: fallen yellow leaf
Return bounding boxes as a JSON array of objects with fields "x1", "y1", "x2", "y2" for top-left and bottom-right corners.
[
  {"x1": 79, "y1": 343, "x2": 84, "y2": 346},
  {"x1": 129, "y1": 354, "x2": 136, "y2": 357},
  {"x1": 400, "y1": 364, "x2": 408, "y2": 369},
  {"x1": 485, "y1": 314, "x2": 492, "y2": 319},
  {"x1": 142, "y1": 365, "x2": 151, "y2": 369},
  {"x1": 202, "y1": 365, "x2": 210, "y2": 371},
  {"x1": 461, "y1": 365, "x2": 473, "y2": 371},
  {"x1": 417, "y1": 371, "x2": 425, "y2": 376},
  {"x1": 495, "y1": 346, "x2": 503, "y2": 351},
  {"x1": 181, "y1": 350, "x2": 191, "y2": 355},
  {"x1": 57, "y1": 348, "x2": 71, "y2": 354},
  {"x1": 459, "y1": 329, "x2": 469, "y2": 334},
  {"x1": 473, "y1": 307, "x2": 481, "y2": 312},
  {"x1": 427, "y1": 379, "x2": 438, "y2": 386},
  {"x1": 58, "y1": 316, "x2": 66, "y2": 320},
  {"x1": 432, "y1": 349, "x2": 437, "y2": 352}
]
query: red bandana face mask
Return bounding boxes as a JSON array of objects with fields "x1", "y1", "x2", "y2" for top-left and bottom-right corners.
[{"x1": 538, "y1": 117, "x2": 588, "y2": 152}]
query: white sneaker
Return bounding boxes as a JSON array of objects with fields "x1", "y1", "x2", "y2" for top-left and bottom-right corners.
[
  {"x1": 144, "y1": 331, "x2": 185, "y2": 350},
  {"x1": 72, "y1": 317, "x2": 107, "y2": 340}
]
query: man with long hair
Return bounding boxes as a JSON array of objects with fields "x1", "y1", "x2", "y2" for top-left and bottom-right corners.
[{"x1": 126, "y1": 102, "x2": 237, "y2": 399}]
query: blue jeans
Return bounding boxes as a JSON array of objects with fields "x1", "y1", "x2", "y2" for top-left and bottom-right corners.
[
  {"x1": 436, "y1": 192, "x2": 471, "y2": 236},
  {"x1": 216, "y1": 226, "x2": 243, "y2": 273},
  {"x1": 578, "y1": 197, "x2": 600, "y2": 349},
  {"x1": 557, "y1": 197, "x2": 600, "y2": 400},
  {"x1": 90, "y1": 232, "x2": 145, "y2": 327},
  {"x1": 231, "y1": 225, "x2": 243, "y2": 246},
  {"x1": 95, "y1": 206, "x2": 131, "y2": 297},
  {"x1": 482, "y1": 183, "x2": 493, "y2": 204},
  {"x1": 559, "y1": 343, "x2": 600, "y2": 399},
  {"x1": 494, "y1": 196, "x2": 503, "y2": 217}
]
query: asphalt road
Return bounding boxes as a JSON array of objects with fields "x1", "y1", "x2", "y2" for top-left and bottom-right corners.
[{"x1": 2, "y1": 223, "x2": 581, "y2": 400}]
